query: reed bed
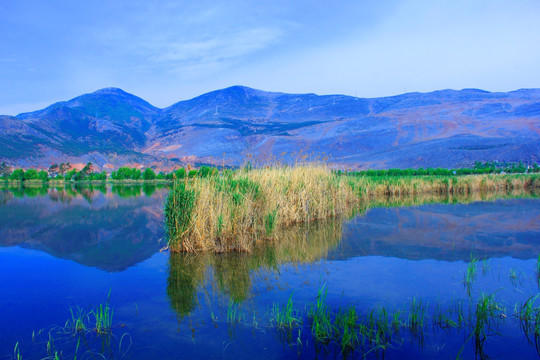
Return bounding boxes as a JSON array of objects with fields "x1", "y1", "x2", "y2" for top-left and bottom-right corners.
[
  {"x1": 166, "y1": 165, "x2": 356, "y2": 252},
  {"x1": 165, "y1": 164, "x2": 540, "y2": 252}
]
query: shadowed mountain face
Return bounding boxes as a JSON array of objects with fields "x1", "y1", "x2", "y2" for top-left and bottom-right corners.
[{"x1": 1, "y1": 86, "x2": 539, "y2": 169}]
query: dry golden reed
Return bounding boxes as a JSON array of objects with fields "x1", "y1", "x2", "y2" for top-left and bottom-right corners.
[{"x1": 166, "y1": 164, "x2": 539, "y2": 253}]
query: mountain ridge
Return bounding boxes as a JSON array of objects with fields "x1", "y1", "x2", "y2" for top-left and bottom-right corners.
[{"x1": 1, "y1": 86, "x2": 539, "y2": 170}]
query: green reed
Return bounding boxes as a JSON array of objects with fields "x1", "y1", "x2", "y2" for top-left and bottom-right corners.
[
  {"x1": 408, "y1": 297, "x2": 427, "y2": 330},
  {"x1": 14, "y1": 342, "x2": 22, "y2": 360},
  {"x1": 227, "y1": 300, "x2": 243, "y2": 324},
  {"x1": 93, "y1": 292, "x2": 114, "y2": 334},
  {"x1": 272, "y1": 293, "x2": 301, "y2": 328},
  {"x1": 67, "y1": 306, "x2": 88, "y2": 333},
  {"x1": 464, "y1": 256, "x2": 478, "y2": 285},
  {"x1": 308, "y1": 284, "x2": 334, "y2": 342},
  {"x1": 335, "y1": 307, "x2": 359, "y2": 352}
]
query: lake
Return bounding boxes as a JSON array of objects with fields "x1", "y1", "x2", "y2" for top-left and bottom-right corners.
[{"x1": 1, "y1": 184, "x2": 539, "y2": 359}]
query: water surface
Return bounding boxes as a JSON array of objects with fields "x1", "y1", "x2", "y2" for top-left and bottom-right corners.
[{"x1": 1, "y1": 185, "x2": 539, "y2": 359}]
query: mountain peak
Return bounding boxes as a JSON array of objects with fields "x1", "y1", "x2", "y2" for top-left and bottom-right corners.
[{"x1": 92, "y1": 87, "x2": 129, "y2": 95}]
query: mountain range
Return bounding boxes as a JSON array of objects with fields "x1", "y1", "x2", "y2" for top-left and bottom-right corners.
[{"x1": 1, "y1": 86, "x2": 539, "y2": 170}]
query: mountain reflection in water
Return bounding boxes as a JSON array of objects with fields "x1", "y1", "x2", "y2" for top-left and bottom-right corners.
[{"x1": 0, "y1": 184, "x2": 168, "y2": 271}]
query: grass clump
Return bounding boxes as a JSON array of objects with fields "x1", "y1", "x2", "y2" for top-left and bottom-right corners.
[
  {"x1": 92, "y1": 292, "x2": 114, "y2": 334},
  {"x1": 165, "y1": 164, "x2": 540, "y2": 253},
  {"x1": 166, "y1": 165, "x2": 356, "y2": 252},
  {"x1": 464, "y1": 256, "x2": 478, "y2": 285},
  {"x1": 308, "y1": 285, "x2": 335, "y2": 342},
  {"x1": 272, "y1": 293, "x2": 301, "y2": 329}
]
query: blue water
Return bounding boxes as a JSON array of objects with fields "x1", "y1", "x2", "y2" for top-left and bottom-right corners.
[{"x1": 1, "y1": 185, "x2": 539, "y2": 359}]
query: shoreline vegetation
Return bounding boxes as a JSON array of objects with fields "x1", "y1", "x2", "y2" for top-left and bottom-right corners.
[
  {"x1": 1, "y1": 160, "x2": 539, "y2": 184},
  {"x1": 0, "y1": 161, "x2": 210, "y2": 184},
  {"x1": 165, "y1": 163, "x2": 540, "y2": 253}
]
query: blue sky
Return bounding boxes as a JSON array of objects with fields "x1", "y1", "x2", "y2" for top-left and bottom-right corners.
[{"x1": 1, "y1": 0, "x2": 539, "y2": 115}]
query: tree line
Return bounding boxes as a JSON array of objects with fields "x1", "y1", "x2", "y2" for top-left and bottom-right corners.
[
  {"x1": 345, "y1": 162, "x2": 540, "y2": 177},
  {"x1": 2, "y1": 161, "x2": 538, "y2": 182},
  {"x1": 0, "y1": 162, "x2": 220, "y2": 182}
]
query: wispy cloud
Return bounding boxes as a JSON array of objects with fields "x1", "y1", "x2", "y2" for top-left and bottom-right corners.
[{"x1": 146, "y1": 27, "x2": 284, "y2": 74}]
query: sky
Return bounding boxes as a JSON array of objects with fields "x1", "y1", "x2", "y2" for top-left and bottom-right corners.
[{"x1": 1, "y1": 0, "x2": 540, "y2": 115}]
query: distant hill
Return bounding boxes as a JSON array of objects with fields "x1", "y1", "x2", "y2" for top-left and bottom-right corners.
[{"x1": 1, "y1": 86, "x2": 539, "y2": 170}]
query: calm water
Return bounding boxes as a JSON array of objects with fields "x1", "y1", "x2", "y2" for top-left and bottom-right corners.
[{"x1": 1, "y1": 185, "x2": 539, "y2": 359}]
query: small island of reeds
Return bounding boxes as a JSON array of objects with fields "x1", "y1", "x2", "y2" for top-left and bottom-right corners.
[{"x1": 165, "y1": 164, "x2": 540, "y2": 253}]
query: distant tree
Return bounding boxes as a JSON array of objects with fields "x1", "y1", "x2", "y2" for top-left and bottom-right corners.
[
  {"x1": 132, "y1": 168, "x2": 142, "y2": 180},
  {"x1": 38, "y1": 170, "x2": 49, "y2": 181},
  {"x1": 156, "y1": 172, "x2": 165, "y2": 180},
  {"x1": 48, "y1": 163, "x2": 59, "y2": 177},
  {"x1": 10, "y1": 168, "x2": 25, "y2": 181},
  {"x1": 188, "y1": 170, "x2": 198, "y2": 178},
  {"x1": 0, "y1": 162, "x2": 12, "y2": 178},
  {"x1": 81, "y1": 162, "x2": 93, "y2": 176},
  {"x1": 143, "y1": 168, "x2": 156, "y2": 180},
  {"x1": 198, "y1": 166, "x2": 217, "y2": 178},
  {"x1": 49, "y1": 164, "x2": 59, "y2": 177},
  {"x1": 59, "y1": 162, "x2": 72, "y2": 176},
  {"x1": 175, "y1": 168, "x2": 186, "y2": 179},
  {"x1": 65, "y1": 169, "x2": 77, "y2": 181},
  {"x1": 23, "y1": 168, "x2": 38, "y2": 180}
]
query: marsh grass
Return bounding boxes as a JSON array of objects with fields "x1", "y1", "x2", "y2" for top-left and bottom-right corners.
[
  {"x1": 14, "y1": 342, "x2": 22, "y2": 360},
  {"x1": 166, "y1": 165, "x2": 357, "y2": 252},
  {"x1": 165, "y1": 164, "x2": 539, "y2": 253},
  {"x1": 464, "y1": 256, "x2": 478, "y2": 285},
  {"x1": 536, "y1": 254, "x2": 540, "y2": 289},
  {"x1": 93, "y1": 292, "x2": 114, "y2": 335},
  {"x1": 408, "y1": 297, "x2": 427, "y2": 330},
  {"x1": 308, "y1": 285, "x2": 334, "y2": 342},
  {"x1": 509, "y1": 267, "x2": 524, "y2": 287},
  {"x1": 67, "y1": 306, "x2": 88, "y2": 333},
  {"x1": 335, "y1": 307, "x2": 359, "y2": 352},
  {"x1": 226, "y1": 300, "x2": 243, "y2": 324},
  {"x1": 517, "y1": 293, "x2": 540, "y2": 345},
  {"x1": 272, "y1": 293, "x2": 301, "y2": 329}
]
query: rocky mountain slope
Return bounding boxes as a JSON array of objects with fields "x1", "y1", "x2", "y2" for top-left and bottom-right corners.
[{"x1": 1, "y1": 86, "x2": 539, "y2": 170}]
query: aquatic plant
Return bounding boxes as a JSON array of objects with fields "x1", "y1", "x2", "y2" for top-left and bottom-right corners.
[
  {"x1": 472, "y1": 292, "x2": 504, "y2": 357},
  {"x1": 509, "y1": 267, "x2": 523, "y2": 286},
  {"x1": 408, "y1": 297, "x2": 427, "y2": 330},
  {"x1": 166, "y1": 165, "x2": 357, "y2": 252},
  {"x1": 335, "y1": 306, "x2": 359, "y2": 352},
  {"x1": 536, "y1": 254, "x2": 540, "y2": 288},
  {"x1": 272, "y1": 293, "x2": 301, "y2": 328},
  {"x1": 92, "y1": 292, "x2": 114, "y2": 334},
  {"x1": 67, "y1": 306, "x2": 88, "y2": 333},
  {"x1": 517, "y1": 294, "x2": 540, "y2": 339},
  {"x1": 226, "y1": 300, "x2": 243, "y2": 324},
  {"x1": 165, "y1": 163, "x2": 540, "y2": 253},
  {"x1": 464, "y1": 256, "x2": 478, "y2": 285},
  {"x1": 14, "y1": 342, "x2": 22, "y2": 360},
  {"x1": 308, "y1": 285, "x2": 334, "y2": 342}
]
